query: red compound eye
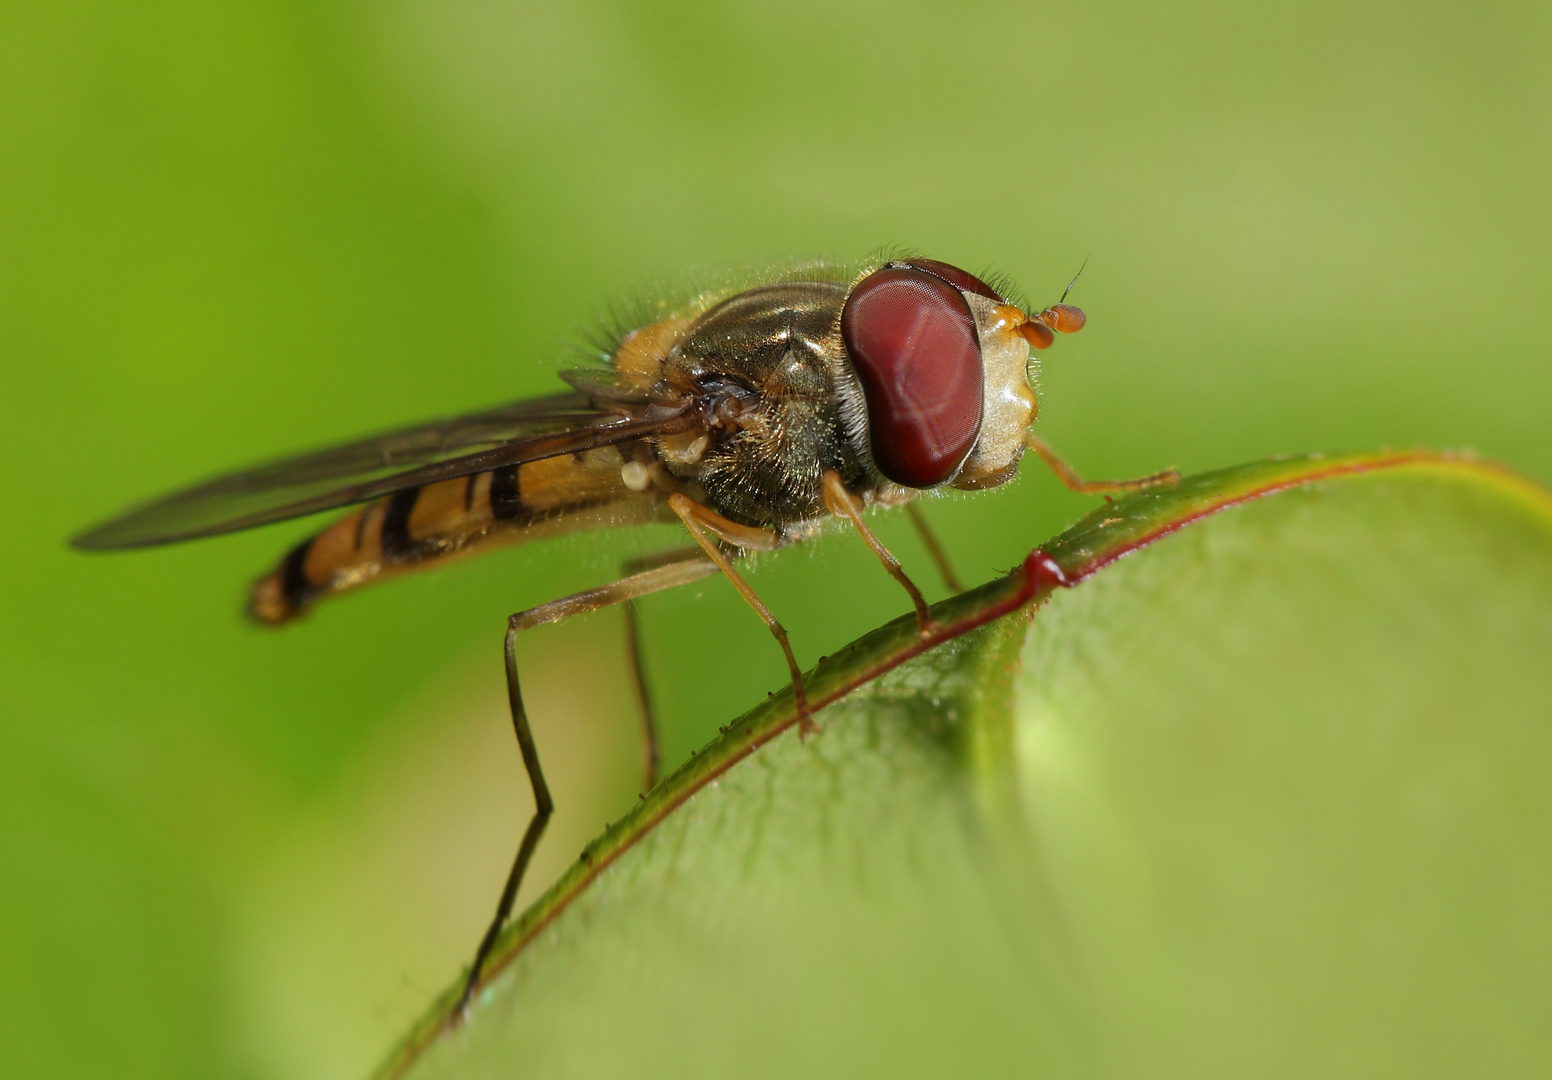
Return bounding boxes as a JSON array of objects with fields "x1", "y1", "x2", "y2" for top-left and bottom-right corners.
[
  {"x1": 841, "y1": 267, "x2": 985, "y2": 488},
  {"x1": 893, "y1": 258, "x2": 1004, "y2": 302}
]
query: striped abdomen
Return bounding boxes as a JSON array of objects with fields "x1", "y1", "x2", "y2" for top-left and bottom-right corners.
[{"x1": 251, "y1": 447, "x2": 666, "y2": 624}]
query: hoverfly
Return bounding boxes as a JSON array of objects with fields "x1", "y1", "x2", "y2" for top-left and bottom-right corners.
[{"x1": 73, "y1": 254, "x2": 1177, "y2": 1014}]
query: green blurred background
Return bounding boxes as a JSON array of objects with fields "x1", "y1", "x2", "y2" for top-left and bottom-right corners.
[{"x1": 2, "y1": 1, "x2": 1548, "y2": 1077}]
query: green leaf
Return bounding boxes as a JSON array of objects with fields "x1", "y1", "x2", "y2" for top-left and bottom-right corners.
[{"x1": 380, "y1": 452, "x2": 1552, "y2": 1079}]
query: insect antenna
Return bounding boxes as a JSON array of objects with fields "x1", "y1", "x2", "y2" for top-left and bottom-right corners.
[
  {"x1": 1059, "y1": 256, "x2": 1090, "y2": 305},
  {"x1": 1029, "y1": 257, "x2": 1088, "y2": 337}
]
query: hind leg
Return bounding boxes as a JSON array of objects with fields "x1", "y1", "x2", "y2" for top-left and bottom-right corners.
[
  {"x1": 618, "y1": 545, "x2": 704, "y2": 793},
  {"x1": 455, "y1": 553, "x2": 718, "y2": 1020}
]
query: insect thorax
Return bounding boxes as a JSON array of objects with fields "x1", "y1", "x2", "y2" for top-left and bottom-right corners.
[{"x1": 649, "y1": 282, "x2": 869, "y2": 530}]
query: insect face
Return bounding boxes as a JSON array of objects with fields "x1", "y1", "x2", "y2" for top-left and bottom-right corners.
[
  {"x1": 952, "y1": 291, "x2": 1043, "y2": 490},
  {"x1": 838, "y1": 258, "x2": 1081, "y2": 493}
]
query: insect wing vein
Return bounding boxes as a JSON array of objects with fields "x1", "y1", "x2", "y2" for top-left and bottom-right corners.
[{"x1": 73, "y1": 396, "x2": 695, "y2": 549}]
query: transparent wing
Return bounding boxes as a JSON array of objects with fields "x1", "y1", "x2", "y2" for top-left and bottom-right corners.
[{"x1": 73, "y1": 390, "x2": 695, "y2": 549}]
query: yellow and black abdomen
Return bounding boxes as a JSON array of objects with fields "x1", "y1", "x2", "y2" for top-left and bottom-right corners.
[{"x1": 251, "y1": 447, "x2": 665, "y2": 624}]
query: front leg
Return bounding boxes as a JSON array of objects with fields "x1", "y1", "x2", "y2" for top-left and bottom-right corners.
[{"x1": 1026, "y1": 432, "x2": 1180, "y2": 494}]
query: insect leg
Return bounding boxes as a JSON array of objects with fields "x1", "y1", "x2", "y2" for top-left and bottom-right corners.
[
  {"x1": 618, "y1": 545, "x2": 704, "y2": 793},
  {"x1": 904, "y1": 503, "x2": 966, "y2": 594},
  {"x1": 1026, "y1": 432, "x2": 1180, "y2": 495},
  {"x1": 457, "y1": 553, "x2": 719, "y2": 1020},
  {"x1": 621, "y1": 602, "x2": 658, "y2": 792},
  {"x1": 821, "y1": 471, "x2": 935, "y2": 638},
  {"x1": 665, "y1": 494, "x2": 819, "y2": 735}
]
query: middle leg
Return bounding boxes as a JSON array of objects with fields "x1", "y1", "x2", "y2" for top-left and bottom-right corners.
[
  {"x1": 666, "y1": 493, "x2": 818, "y2": 735},
  {"x1": 822, "y1": 470, "x2": 935, "y2": 637},
  {"x1": 904, "y1": 502, "x2": 965, "y2": 594}
]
